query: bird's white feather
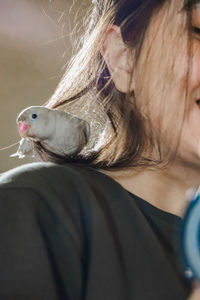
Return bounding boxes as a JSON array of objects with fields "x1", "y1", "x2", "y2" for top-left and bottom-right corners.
[{"x1": 11, "y1": 106, "x2": 90, "y2": 159}]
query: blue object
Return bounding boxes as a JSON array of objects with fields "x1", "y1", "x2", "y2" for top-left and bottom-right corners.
[{"x1": 182, "y1": 188, "x2": 200, "y2": 282}]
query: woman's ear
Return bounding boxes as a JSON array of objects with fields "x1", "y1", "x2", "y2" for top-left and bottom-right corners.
[{"x1": 100, "y1": 24, "x2": 135, "y2": 93}]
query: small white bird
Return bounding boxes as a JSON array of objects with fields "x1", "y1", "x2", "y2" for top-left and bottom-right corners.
[{"x1": 11, "y1": 106, "x2": 90, "y2": 158}]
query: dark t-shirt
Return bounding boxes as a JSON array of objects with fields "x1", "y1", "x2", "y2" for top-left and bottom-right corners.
[{"x1": 0, "y1": 162, "x2": 192, "y2": 300}]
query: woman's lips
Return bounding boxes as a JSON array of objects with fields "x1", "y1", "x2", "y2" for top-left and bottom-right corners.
[{"x1": 17, "y1": 121, "x2": 30, "y2": 137}]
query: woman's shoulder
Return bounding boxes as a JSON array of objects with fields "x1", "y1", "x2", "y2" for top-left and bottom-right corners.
[
  {"x1": 0, "y1": 162, "x2": 131, "y2": 245},
  {"x1": 0, "y1": 162, "x2": 113, "y2": 236},
  {"x1": 0, "y1": 161, "x2": 104, "y2": 188},
  {"x1": 0, "y1": 161, "x2": 122, "y2": 205},
  {"x1": 0, "y1": 161, "x2": 131, "y2": 230}
]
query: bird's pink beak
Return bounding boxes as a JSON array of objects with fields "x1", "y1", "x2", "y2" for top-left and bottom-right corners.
[{"x1": 17, "y1": 121, "x2": 30, "y2": 137}]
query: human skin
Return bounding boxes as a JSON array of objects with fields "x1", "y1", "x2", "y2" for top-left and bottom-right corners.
[
  {"x1": 100, "y1": 3, "x2": 200, "y2": 296},
  {"x1": 187, "y1": 281, "x2": 200, "y2": 299},
  {"x1": 101, "y1": 0, "x2": 200, "y2": 218}
]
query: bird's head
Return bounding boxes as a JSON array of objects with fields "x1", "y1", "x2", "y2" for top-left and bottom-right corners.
[{"x1": 16, "y1": 106, "x2": 54, "y2": 140}]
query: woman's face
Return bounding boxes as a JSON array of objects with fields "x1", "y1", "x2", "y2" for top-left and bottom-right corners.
[{"x1": 133, "y1": 0, "x2": 200, "y2": 168}]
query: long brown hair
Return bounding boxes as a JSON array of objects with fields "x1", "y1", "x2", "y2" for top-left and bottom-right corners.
[{"x1": 34, "y1": 0, "x2": 194, "y2": 171}]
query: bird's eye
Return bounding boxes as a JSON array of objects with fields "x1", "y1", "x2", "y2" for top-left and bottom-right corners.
[{"x1": 31, "y1": 113, "x2": 38, "y2": 119}]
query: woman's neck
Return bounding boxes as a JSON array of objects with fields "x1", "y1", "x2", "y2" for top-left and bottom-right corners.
[{"x1": 102, "y1": 163, "x2": 200, "y2": 218}]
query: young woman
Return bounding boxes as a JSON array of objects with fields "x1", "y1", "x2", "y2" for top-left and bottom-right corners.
[{"x1": 0, "y1": 0, "x2": 200, "y2": 299}]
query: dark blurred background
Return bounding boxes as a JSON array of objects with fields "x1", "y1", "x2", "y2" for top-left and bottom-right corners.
[{"x1": 0, "y1": 0, "x2": 90, "y2": 172}]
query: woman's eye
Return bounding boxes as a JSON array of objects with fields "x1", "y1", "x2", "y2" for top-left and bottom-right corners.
[{"x1": 31, "y1": 113, "x2": 38, "y2": 119}]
